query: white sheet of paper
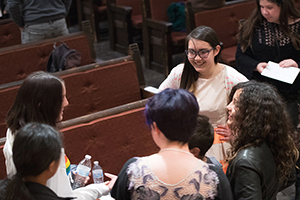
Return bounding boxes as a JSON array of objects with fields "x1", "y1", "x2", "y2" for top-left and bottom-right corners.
[{"x1": 261, "y1": 61, "x2": 300, "y2": 84}]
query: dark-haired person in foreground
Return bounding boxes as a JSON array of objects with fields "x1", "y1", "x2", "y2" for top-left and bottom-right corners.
[
  {"x1": 226, "y1": 81, "x2": 298, "y2": 200},
  {"x1": 0, "y1": 123, "x2": 72, "y2": 200},
  {"x1": 110, "y1": 88, "x2": 219, "y2": 199},
  {"x1": 3, "y1": 71, "x2": 112, "y2": 200},
  {"x1": 189, "y1": 115, "x2": 233, "y2": 200}
]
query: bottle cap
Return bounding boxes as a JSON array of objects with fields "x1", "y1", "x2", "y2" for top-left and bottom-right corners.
[
  {"x1": 85, "y1": 155, "x2": 91, "y2": 159},
  {"x1": 94, "y1": 161, "x2": 99, "y2": 165}
]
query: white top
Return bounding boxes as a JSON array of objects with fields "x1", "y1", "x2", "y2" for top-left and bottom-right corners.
[
  {"x1": 3, "y1": 128, "x2": 110, "y2": 200},
  {"x1": 159, "y1": 63, "x2": 248, "y2": 162}
]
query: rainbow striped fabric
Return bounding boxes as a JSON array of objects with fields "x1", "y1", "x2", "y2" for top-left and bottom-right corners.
[{"x1": 65, "y1": 155, "x2": 71, "y2": 176}]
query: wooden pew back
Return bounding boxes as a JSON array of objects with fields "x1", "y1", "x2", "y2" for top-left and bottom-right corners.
[
  {"x1": 0, "y1": 19, "x2": 21, "y2": 48},
  {"x1": 60, "y1": 99, "x2": 159, "y2": 177},
  {"x1": 186, "y1": 0, "x2": 256, "y2": 66},
  {"x1": 0, "y1": 43, "x2": 146, "y2": 138},
  {"x1": 0, "y1": 21, "x2": 94, "y2": 85}
]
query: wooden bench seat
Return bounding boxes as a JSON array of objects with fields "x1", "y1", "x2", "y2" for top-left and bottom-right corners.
[
  {"x1": 0, "y1": 99, "x2": 159, "y2": 180},
  {"x1": 0, "y1": 43, "x2": 151, "y2": 138},
  {"x1": 0, "y1": 21, "x2": 95, "y2": 85}
]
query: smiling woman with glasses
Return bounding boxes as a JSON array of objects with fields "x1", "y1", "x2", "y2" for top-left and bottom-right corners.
[{"x1": 159, "y1": 26, "x2": 248, "y2": 169}]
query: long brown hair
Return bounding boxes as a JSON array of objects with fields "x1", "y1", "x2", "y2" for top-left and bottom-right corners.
[
  {"x1": 180, "y1": 26, "x2": 222, "y2": 92},
  {"x1": 238, "y1": 0, "x2": 300, "y2": 52},
  {"x1": 6, "y1": 71, "x2": 64, "y2": 134}
]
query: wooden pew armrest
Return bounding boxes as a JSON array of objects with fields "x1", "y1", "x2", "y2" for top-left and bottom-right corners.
[
  {"x1": 145, "y1": 18, "x2": 172, "y2": 33},
  {"x1": 109, "y1": 4, "x2": 132, "y2": 15}
]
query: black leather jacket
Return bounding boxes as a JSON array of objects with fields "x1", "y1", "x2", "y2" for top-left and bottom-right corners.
[{"x1": 226, "y1": 142, "x2": 280, "y2": 200}]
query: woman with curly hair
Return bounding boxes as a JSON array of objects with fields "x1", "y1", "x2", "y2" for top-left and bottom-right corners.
[{"x1": 226, "y1": 81, "x2": 298, "y2": 200}]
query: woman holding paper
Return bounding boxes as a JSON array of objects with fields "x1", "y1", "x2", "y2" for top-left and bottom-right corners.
[{"x1": 236, "y1": 0, "x2": 300, "y2": 128}]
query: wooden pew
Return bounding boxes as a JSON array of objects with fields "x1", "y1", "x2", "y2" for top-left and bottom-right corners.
[
  {"x1": 60, "y1": 99, "x2": 159, "y2": 177},
  {"x1": 0, "y1": 99, "x2": 159, "y2": 180},
  {"x1": 142, "y1": 0, "x2": 186, "y2": 76},
  {"x1": 185, "y1": 0, "x2": 256, "y2": 67},
  {"x1": 0, "y1": 20, "x2": 95, "y2": 85},
  {"x1": 76, "y1": 0, "x2": 107, "y2": 42},
  {"x1": 0, "y1": 43, "x2": 151, "y2": 138},
  {"x1": 0, "y1": 18, "x2": 21, "y2": 48},
  {"x1": 107, "y1": 0, "x2": 143, "y2": 54}
]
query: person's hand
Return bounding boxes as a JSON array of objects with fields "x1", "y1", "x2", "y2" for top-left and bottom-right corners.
[
  {"x1": 256, "y1": 62, "x2": 268, "y2": 73},
  {"x1": 215, "y1": 125, "x2": 231, "y2": 141},
  {"x1": 72, "y1": 171, "x2": 91, "y2": 185},
  {"x1": 104, "y1": 173, "x2": 118, "y2": 190},
  {"x1": 279, "y1": 59, "x2": 298, "y2": 68}
]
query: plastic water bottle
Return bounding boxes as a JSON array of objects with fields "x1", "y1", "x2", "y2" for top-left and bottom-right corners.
[
  {"x1": 73, "y1": 155, "x2": 92, "y2": 189},
  {"x1": 92, "y1": 161, "x2": 104, "y2": 184}
]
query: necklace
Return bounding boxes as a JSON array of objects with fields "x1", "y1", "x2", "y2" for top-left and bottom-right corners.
[{"x1": 159, "y1": 148, "x2": 194, "y2": 156}]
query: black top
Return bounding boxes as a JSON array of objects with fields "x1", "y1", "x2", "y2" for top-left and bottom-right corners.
[
  {"x1": 207, "y1": 157, "x2": 233, "y2": 200},
  {"x1": 226, "y1": 142, "x2": 280, "y2": 200},
  {"x1": 0, "y1": 179, "x2": 73, "y2": 200},
  {"x1": 26, "y1": 182, "x2": 74, "y2": 200},
  {"x1": 236, "y1": 19, "x2": 300, "y2": 100},
  {"x1": 111, "y1": 158, "x2": 136, "y2": 200}
]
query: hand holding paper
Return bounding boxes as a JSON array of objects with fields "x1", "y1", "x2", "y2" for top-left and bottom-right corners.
[{"x1": 261, "y1": 61, "x2": 300, "y2": 84}]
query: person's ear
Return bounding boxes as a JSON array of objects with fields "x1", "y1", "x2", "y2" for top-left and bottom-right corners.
[
  {"x1": 151, "y1": 122, "x2": 161, "y2": 135},
  {"x1": 48, "y1": 160, "x2": 60, "y2": 178},
  {"x1": 189, "y1": 147, "x2": 201, "y2": 159},
  {"x1": 213, "y1": 45, "x2": 221, "y2": 56}
]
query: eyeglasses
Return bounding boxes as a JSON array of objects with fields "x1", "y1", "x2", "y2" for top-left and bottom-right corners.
[{"x1": 185, "y1": 48, "x2": 214, "y2": 59}]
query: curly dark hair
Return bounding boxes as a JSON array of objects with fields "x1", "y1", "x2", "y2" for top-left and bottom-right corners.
[{"x1": 227, "y1": 81, "x2": 298, "y2": 181}]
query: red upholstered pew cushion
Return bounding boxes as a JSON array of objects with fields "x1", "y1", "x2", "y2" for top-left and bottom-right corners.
[
  {"x1": 61, "y1": 61, "x2": 142, "y2": 121},
  {"x1": 149, "y1": 0, "x2": 182, "y2": 21},
  {"x1": 194, "y1": 0, "x2": 256, "y2": 65},
  {"x1": 0, "y1": 21, "x2": 21, "y2": 48},
  {"x1": 61, "y1": 107, "x2": 159, "y2": 177},
  {"x1": 0, "y1": 86, "x2": 19, "y2": 138},
  {"x1": 0, "y1": 34, "x2": 92, "y2": 85},
  {"x1": 0, "y1": 145, "x2": 6, "y2": 180},
  {"x1": 194, "y1": 0, "x2": 256, "y2": 49}
]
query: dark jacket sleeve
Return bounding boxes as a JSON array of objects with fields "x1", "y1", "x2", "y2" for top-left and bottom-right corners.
[
  {"x1": 227, "y1": 159, "x2": 263, "y2": 200},
  {"x1": 6, "y1": 0, "x2": 24, "y2": 27},
  {"x1": 235, "y1": 44, "x2": 260, "y2": 80},
  {"x1": 111, "y1": 157, "x2": 137, "y2": 200}
]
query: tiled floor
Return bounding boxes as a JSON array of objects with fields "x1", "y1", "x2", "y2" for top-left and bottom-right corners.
[{"x1": 94, "y1": 39, "x2": 165, "y2": 88}]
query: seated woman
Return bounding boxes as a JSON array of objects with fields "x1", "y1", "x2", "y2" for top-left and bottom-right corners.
[
  {"x1": 226, "y1": 81, "x2": 298, "y2": 199},
  {"x1": 0, "y1": 123, "x2": 71, "y2": 200},
  {"x1": 3, "y1": 71, "x2": 111, "y2": 200},
  {"x1": 159, "y1": 26, "x2": 247, "y2": 166},
  {"x1": 110, "y1": 88, "x2": 219, "y2": 199}
]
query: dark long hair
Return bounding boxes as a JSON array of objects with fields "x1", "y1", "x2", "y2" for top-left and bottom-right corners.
[
  {"x1": 238, "y1": 0, "x2": 300, "y2": 52},
  {"x1": 6, "y1": 71, "x2": 64, "y2": 134},
  {"x1": 180, "y1": 26, "x2": 222, "y2": 92},
  {"x1": 227, "y1": 81, "x2": 298, "y2": 181},
  {"x1": 3, "y1": 123, "x2": 62, "y2": 200}
]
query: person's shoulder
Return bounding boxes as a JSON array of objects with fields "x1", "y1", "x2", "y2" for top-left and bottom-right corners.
[
  {"x1": 170, "y1": 63, "x2": 184, "y2": 74},
  {"x1": 223, "y1": 64, "x2": 248, "y2": 81}
]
